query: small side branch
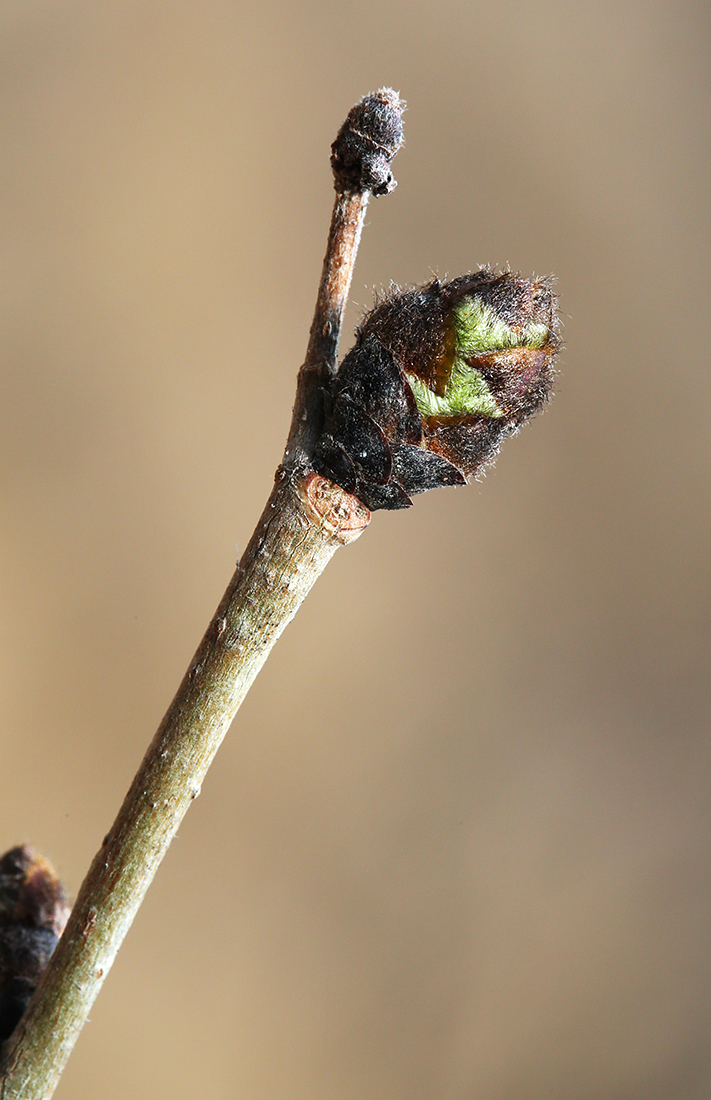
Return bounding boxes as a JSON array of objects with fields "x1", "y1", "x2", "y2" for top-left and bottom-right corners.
[{"x1": 285, "y1": 88, "x2": 404, "y2": 468}]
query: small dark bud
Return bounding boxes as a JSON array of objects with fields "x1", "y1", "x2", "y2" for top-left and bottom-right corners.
[
  {"x1": 0, "y1": 845, "x2": 69, "y2": 1042},
  {"x1": 314, "y1": 270, "x2": 559, "y2": 510},
  {"x1": 331, "y1": 88, "x2": 404, "y2": 196}
]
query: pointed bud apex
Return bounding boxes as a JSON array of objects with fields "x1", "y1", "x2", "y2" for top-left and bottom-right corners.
[
  {"x1": 314, "y1": 270, "x2": 559, "y2": 510},
  {"x1": 331, "y1": 88, "x2": 405, "y2": 196},
  {"x1": 0, "y1": 845, "x2": 69, "y2": 1041}
]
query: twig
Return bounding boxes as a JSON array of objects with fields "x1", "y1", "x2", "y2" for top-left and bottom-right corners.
[
  {"x1": 286, "y1": 87, "x2": 403, "y2": 467},
  {"x1": 0, "y1": 88, "x2": 403, "y2": 1100}
]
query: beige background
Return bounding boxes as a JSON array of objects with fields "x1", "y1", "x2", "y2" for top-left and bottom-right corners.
[{"x1": 1, "y1": 1, "x2": 710, "y2": 1097}]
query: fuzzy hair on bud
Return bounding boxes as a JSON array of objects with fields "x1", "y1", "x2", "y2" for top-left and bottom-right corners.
[{"x1": 314, "y1": 270, "x2": 559, "y2": 510}]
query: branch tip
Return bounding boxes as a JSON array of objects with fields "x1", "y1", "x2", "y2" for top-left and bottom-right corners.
[{"x1": 331, "y1": 87, "x2": 405, "y2": 196}]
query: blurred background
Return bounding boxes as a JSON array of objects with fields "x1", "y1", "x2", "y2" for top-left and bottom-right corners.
[{"x1": 1, "y1": 1, "x2": 709, "y2": 1097}]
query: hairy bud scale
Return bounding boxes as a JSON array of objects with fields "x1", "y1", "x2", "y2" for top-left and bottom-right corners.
[{"x1": 314, "y1": 270, "x2": 559, "y2": 510}]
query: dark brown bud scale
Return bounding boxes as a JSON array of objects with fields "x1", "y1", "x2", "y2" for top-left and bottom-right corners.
[{"x1": 0, "y1": 845, "x2": 69, "y2": 1043}]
